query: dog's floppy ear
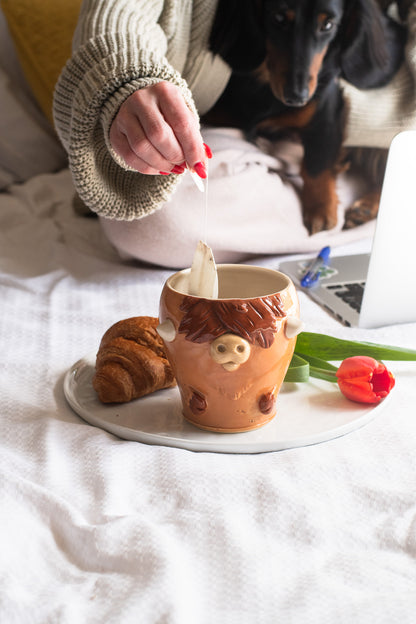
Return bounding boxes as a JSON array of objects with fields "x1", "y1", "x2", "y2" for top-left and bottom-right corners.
[
  {"x1": 339, "y1": 0, "x2": 404, "y2": 88},
  {"x1": 209, "y1": 0, "x2": 266, "y2": 72}
]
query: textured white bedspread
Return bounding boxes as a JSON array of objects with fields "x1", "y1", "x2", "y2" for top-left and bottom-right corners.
[{"x1": 1, "y1": 170, "x2": 416, "y2": 623}]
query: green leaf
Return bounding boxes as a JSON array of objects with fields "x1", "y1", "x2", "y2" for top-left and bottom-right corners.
[
  {"x1": 295, "y1": 332, "x2": 416, "y2": 362},
  {"x1": 295, "y1": 352, "x2": 338, "y2": 383},
  {"x1": 295, "y1": 352, "x2": 338, "y2": 372},
  {"x1": 284, "y1": 354, "x2": 310, "y2": 383}
]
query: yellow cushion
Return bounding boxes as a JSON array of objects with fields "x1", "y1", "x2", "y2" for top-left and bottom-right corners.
[{"x1": 1, "y1": 0, "x2": 82, "y2": 124}]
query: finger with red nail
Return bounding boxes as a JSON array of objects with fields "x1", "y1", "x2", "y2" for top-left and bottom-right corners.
[
  {"x1": 193, "y1": 162, "x2": 207, "y2": 179},
  {"x1": 109, "y1": 82, "x2": 206, "y2": 176},
  {"x1": 203, "y1": 143, "x2": 213, "y2": 159}
]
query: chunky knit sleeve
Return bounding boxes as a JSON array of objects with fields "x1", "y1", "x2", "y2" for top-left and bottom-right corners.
[
  {"x1": 342, "y1": 5, "x2": 416, "y2": 148},
  {"x1": 53, "y1": 0, "x2": 208, "y2": 220}
]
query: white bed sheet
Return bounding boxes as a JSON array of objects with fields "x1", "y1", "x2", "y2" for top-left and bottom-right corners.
[{"x1": 1, "y1": 169, "x2": 416, "y2": 623}]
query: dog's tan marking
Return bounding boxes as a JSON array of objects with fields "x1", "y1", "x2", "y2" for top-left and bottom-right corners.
[
  {"x1": 301, "y1": 166, "x2": 339, "y2": 233},
  {"x1": 308, "y1": 47, "x2": 328, "y2": 98},
  {"x1": 317, "y1": 13, "x2": 331, "y2": 27},
  {"x1": 255, "y1": 100, "x2": 317, "y2": 134},
  {"x1": 255, "y1": 59, "x2": 271, "y2": 85},
  {"x1": 258, "y1": 42, "x2": 290, "y2": 101},
  {"x1": 343, "y1": 190, "x2": 381, "y2": 229}
]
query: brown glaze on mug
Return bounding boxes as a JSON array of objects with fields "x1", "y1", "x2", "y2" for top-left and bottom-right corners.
[{"x1": 158, "y1": 265, "x2": 301, "y2": 433}]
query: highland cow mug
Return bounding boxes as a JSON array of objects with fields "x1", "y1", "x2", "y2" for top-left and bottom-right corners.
[{"x1": 157, "y1": 265, "x2": 303, "y2": 433}]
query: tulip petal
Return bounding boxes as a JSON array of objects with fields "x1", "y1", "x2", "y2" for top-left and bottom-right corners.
[
  {"x1": 371, "y1": 368, "x2": 395, "y2": 396},
  {"x1": 336, "y1": 355, "x2": 377, "y2": 380},
  {"x1": 336, "y1": 356, "x2": 395, "y2": 404},
  {"x1": 338, "y1": 379, "x2": 381, "y2": 404}
]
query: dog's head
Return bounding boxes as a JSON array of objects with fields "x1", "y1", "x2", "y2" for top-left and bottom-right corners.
[
  {"x1": 210, "y1": 0, "x2": 400, "y2": 106},
  {"x1": 260, "y1": 0, "x2": 345, "y2": 106}
]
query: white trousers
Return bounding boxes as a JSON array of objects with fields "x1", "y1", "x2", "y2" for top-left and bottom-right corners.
[{"x1": 100, "y1": 127, "x2": 375, "y2": 269}]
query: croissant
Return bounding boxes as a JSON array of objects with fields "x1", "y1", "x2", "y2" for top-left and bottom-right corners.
[{"x1": 92, "y1": 316, "x2": 176, "y2": 403}]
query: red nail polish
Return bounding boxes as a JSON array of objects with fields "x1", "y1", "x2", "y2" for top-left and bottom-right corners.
[
  {"x1": 159, "y1": 171, "x2": 170, "y2": 175},
  {"x1": 171, "y1": 165, "x2": 185, "y2": 174},
  {"x1": 203, "y1": 143, "x2": 213, "y2": 159},
  {"x1": 193, "y1": 162, "x2": 207, "y2": 179}
]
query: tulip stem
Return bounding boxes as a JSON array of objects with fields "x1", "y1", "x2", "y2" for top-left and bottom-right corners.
[
  {"x1": 294, "y1": 351, "x2": 339, "y2": 383},
  {"x1": 308, "y1": 366, "x2": 338, "y2": 383}
]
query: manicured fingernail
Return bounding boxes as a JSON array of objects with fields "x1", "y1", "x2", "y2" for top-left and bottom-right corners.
[
  {"x1": 203, "y1": 143, "x2": 213, "y2": 159},
  {"x1": 159, "y1": 171, "x2": 170, "y2": 175},
  {"x1": 171, "y1": 165, "x2": 185, "y2": 174},
  {"x1": 193, "y1": 162, "x2": 207, "y2": 179}
]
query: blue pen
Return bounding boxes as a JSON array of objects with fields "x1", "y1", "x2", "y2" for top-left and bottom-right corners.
[{"x1": 300, "y1": 246, "x2": 331, "y2": 288}]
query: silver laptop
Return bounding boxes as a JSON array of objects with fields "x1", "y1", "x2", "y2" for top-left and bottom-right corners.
[{"x1": 279, "y1": 131, "x2": 416, "y2": 328}]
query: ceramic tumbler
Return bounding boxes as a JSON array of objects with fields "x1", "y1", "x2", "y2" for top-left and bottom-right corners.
[{"x1": 157, "y1": 265, "x2": 303, "y2": 432}]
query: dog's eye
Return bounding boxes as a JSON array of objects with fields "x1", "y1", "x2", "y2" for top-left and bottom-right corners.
[
  {"x1": 320, "y1": 18, "x2": 334, "y2": 32},
  {"x1": 273, "y1": 12, "x2": 287, "y2": 25}
]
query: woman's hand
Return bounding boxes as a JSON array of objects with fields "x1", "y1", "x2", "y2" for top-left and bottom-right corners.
[{"x1": 109, "y1": 81, "x2": 208, "y2": 177}]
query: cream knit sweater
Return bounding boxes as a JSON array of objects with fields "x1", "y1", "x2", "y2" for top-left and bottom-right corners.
[{"x1": 53, "y1": 0, "x2": 416, "y2": 221}]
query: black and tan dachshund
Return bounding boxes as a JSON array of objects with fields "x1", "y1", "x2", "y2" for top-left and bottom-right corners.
[{"x1": 203, "y1": 0, "x2": 406, "y2": 234}]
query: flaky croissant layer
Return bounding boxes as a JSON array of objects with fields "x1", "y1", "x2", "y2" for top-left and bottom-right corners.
[{"x1": 93, "y1": 316, "x2": 176, "y2": 403}]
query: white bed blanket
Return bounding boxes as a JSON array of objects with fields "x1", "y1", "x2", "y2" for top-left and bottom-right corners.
[{"x1": 1, "y1": 170, "x2": 416, "y2": 623}]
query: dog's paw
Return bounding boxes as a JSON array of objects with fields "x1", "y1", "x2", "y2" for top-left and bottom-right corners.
[
  {"x1": 303, "y1": 209, "x2": 338, "y2": 235},
  {"x1": 301, "y1": 168, "x2": 338, "y2": 234},
  {"x1": 301, "y1": 187, "x2": 338, "y2": 234},
  {"x1": 343, "y1": 190, "x2": 380, "y2": 230}
]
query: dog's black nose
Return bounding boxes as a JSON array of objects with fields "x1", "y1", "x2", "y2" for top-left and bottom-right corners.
[{"x1": 283, "y1": 87, "x2": 310, "y2": 107}]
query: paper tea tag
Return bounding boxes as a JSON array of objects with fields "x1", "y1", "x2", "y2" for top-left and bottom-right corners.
[{"x1": 188, "y1": 168, "x2": 205, "y2": 192}]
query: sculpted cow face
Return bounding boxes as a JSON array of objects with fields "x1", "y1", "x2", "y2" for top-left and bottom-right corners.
[{"x1": 210, "y1": 333, "x2": 251, "y2": 371}]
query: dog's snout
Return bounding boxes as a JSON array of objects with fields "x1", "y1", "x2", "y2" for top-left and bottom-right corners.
[{"x1": 282, "y1": 85, "x2": 310, "y2": 107}]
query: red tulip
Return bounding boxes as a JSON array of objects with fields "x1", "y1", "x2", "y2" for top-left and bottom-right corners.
[{"x1": 336, "y1": 356, "x2": 395, "y2": 404}]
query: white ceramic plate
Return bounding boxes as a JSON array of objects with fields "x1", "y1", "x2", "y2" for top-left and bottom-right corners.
[{"x1": 63, "y1": 354, "x2": 390, "y2": 454}]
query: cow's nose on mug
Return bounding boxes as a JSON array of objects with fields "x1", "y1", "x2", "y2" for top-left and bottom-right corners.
[{"x1": 210, "y1": 334, "x2": 251, "y2": 370}]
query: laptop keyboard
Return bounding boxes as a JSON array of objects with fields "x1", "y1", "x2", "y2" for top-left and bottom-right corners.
[{"x1": 325, "y1": 282, "x2": 366, "y2": 313}]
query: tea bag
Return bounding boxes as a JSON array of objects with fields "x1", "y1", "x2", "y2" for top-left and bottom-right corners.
[{"x1": 188, "y1": 240, "x2": 218, "y2": 298}]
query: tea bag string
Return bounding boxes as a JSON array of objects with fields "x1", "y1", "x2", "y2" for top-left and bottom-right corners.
[
  {"x1": 187, "y1": 161, "x2": 218, "y2": 298},
  {"x1": 202, "y1": 160, "x2": 209, "y2": 244}
]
